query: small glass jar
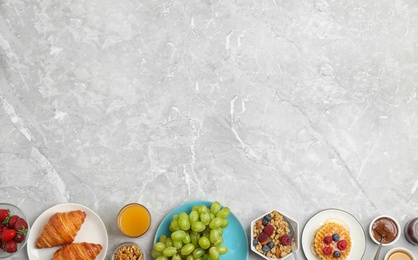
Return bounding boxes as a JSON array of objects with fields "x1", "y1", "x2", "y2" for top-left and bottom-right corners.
[{"x1": 405, "y1": 217, "x2": 418, "y2": 246}]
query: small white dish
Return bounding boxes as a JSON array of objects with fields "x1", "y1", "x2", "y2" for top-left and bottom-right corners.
[
  {"x1": 369, "y1": 215, "x2": 401, "y2": 246},
  {"x1": 250, "y1": 209, "x2": 299, "y2": 260},
  {"x1": 384, "y1": 247, "x2": 416, "y2": 260}
]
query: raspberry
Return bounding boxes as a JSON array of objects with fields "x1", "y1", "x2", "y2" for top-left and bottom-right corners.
[
  {"x1": 323, "y1": 236, "x2": 333, "y2": 244},
  {"x1": 280, "y1": 234, "x2": 291, "y2": 246},
  {"x1": 323, "y1": 246, "x2": 332, "y2": 255},
  {"x1": 263, "y1": 225, "x2": 274, "y2": 236},
  {"x1": 258, "y1": 232, "x2": 269, "y2": 243},
  {"x1": 337, "y1": 240, "x2": 347, "y2": 250}
]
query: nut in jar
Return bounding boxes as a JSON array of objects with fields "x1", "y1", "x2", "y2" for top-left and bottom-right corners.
[{"x1": 113, "y1": 242, "x2": 144, "y2": 260}]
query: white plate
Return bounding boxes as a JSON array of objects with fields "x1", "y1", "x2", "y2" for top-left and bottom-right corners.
[
  {"x1": 301, "y1": 208, "x2": 366, "y2": 260},
  {"x1": 27, "y1": 203, "x2": 108, "y2": 260}
]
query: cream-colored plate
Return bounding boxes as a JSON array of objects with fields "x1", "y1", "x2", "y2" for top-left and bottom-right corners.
[
  {"x1": 301, "y1": 209, "x2": 365, "y2": 260},
  {"x1": 27, "y1": 203, "x2": 108, "y2": 260}
]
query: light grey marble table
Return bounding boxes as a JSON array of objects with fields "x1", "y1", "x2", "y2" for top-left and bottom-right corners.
[{"x1": 0, "y1": 0, "x2": 417, "y2": 259}]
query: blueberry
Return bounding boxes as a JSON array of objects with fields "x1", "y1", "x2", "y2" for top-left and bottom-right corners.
[
  {"x1": 264, "y1": 214, "x2": 272, "y2": 222},
  {"x1": 267, "y1": 241, "x2": 274, "y2": 249},
  {"x1": 253, "y1": 239, "x2": 258, "y2": 247},
  {"x1": 262, "y1": 245, "x2": 270, "y2": 253},
  {"x1": 332, "y1": 233, "x2": 340, "y2": 242},
  {"x1": 262, "y1": 218, "x2": 269, "y2": 226},
  {"x1": 333, "y1": 251, "x2": 341, "y2": 258}
]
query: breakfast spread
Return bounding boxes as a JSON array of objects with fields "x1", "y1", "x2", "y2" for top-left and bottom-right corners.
[
  {"x1": 313, "y1": 219, "x2": 351, "y2": 260},
  {"x1": 0, "y1": 208, "x2": 29, "y2": 253},
  {"x1": 371, "y1": 217, "x2": 398, "y2": 244},
  {"x1": 252, "y1": 210, "x2": 293, "y2": 259},
  {"x1": 35, "y1": 210, "x2": 87, "y2": 248},
  {"x1": 52, "y1": 242, "x2": 103, "y2": 260}
]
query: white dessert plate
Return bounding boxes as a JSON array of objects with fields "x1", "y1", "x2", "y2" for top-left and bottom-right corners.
[
  {"x1": 27, "y1": 203, "x2": 108, "y2": 260},
  {"x1": 301, "y1": 208, "x2": 365, "y2": 260}
]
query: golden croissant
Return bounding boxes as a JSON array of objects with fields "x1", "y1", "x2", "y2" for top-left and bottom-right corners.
[
  {"x1": 35, "y1": 210, "x2": 87, "y2": 248},
  {"x1": 52, "y1": 242, "x2": 102, "y2": 260}
]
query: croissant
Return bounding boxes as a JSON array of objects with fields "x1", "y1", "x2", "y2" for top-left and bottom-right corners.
[
  {"x1": 52, "y1": 242, "x2": 102, "y2": 260},
  {"x1": 35, "y1": 210, "x2": 87, "y2": 248}
]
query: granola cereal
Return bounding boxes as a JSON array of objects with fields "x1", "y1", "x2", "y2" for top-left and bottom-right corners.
[
  {"x1": 113, "y1": 243, "x2": 144, "y2": 260},
  {"x1": 252, "y1": 210, "x2": 293, "y2": 258}
]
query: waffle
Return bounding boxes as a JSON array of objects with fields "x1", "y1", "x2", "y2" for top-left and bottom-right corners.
[{"x1": 313, "y1": 220, "x2": 352, "y2": 260}]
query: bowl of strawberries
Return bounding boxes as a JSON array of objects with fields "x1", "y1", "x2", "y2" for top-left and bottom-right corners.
[{"x1": 0, "y1": 203, "x2": 30, "y2": 258}]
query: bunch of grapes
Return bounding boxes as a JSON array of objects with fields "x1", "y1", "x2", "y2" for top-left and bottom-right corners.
[{"x1": 152, "y1": 201, "x2": 230, "y2": 260}]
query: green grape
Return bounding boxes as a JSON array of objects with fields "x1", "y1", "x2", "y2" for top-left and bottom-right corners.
[
  {"x1": 170, "y1": 220, "x2": 180, "y2": 231},
  {"x1": 179, "y1": 212, "x2": 188, "y2": 219},
  {"x1": 213, "y1": 237, "x2": 223, "y2": 246},
  {"x1": 154, "y1": 242, "x2": 166, "y2": 252},
  {"x1": 181, "y1": 243, "x2": 195, "y2": 255},
  {"x1": 209, "y1": 217, "x2": 222, "y2": 229},
  {"x1": 200, "y1": 211, "x2": 210, "y2": 225},
  {"x1": 192, "y1": 205, "x2": 199, "y2": 211},
  {"x1": 171, "y1": 230, "x2": 187, "y2": 241},
  {"x1": 165, "y1": 237, "x2": 173, "y2": 247},
  {"x1": 178, "y1": 217, "x2": 191, "y2": 231},
  {"x1": 156, "y1": 256, "x2": 168, "y2": 260},
  {"x1": 202, "y1": 253, "x2": 209, "y2": 260},
  {"x1": 189, "y1": 210, "x2": 199, "y2": 223},
  {"x1": 173, "y1": 239, "x2": 183, "y2": 249},
  {"x1": 172, "y1": 255, "x2": 181, "y2": 260},
  {"x1": 191, "y1": 221, "x2": 206, "y2": 232},
  {"x1": 216, "y1": 207, "x2": 230, "y2": 219},
  {"x1": 159, "y1": 235, "x2": 167, "y2": 243},
  {"x1": 217, "y1": 245, "x2": 228, "y2": 255},
  {"x1": 220, "y1": 219, "x2": 228, "y2": 228},
  {"x1": 209, "y1": 247, "x2": 220, "y2": 260},
  {"x1": 210, "y1": 201, "x2": 221, "y2": 215},
  {"x1": 197, "y1": 204, "x2": 208, "y2": 214},
  {"x1": 198, "y1": 236, "x2": 210, "y2": 249},
  {"x1": 209, "y1": 229, "x2": 220, "y2": 243},
  {"x1": 190, "y1": 231, "x2": 200, "y2": 246},
  {"x1": 193, "y1": 247, "x2": 205, "y2": 258},
  {"x1": 172, "y1": 214, "x2": 179, "y2": 220},
  {"x1": 163, "y1": 246, "x2": 177, "y2": 257},
  {"x1": 151, "y1": 249, "x2": 162, "y2": 258},
  {"x1": 182, "y1": 233, "x2": 191, "y2": 244},
  {"x1": 186, "y1": 256, "x2": 194, "y2": 260},
  {"x1": 209, "y1": 212, "x2": 215, "y2": 220}
]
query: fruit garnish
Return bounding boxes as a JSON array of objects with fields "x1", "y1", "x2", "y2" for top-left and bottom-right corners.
[
  {"x1": 258, "y1": 232, "x2": 269, "y2": 243},
  {"x1": 337, "y1": 240, "x2": 347, "y2": 250},
  {"x1": 332, "y1": 233, "x2": 340, "y2": 242},
  {"x1": 263, "y1": 224, "x2": 274, "y2": 236},
  {"x1": 323, "y1": 235, "x2": 333, "y2": 244},
  {"x1": 280, "y1": 234, "x2": 291, "y2": 246},
  {"x1": 323, "y1": 246, "x2": 332, "y2": 255},
  {"x1": 333, "y1": 250, "x2": 341, "y2": 258}
]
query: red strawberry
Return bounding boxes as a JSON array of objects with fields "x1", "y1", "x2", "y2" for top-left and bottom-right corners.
[
  {"x1": 323, "y1": 246, "x2": 332, "y2": 255},
  {"x1": 0, "y1": 209, "x2": 9, "y2": 222},
  {"x1": 7, "y1": 215, "x2": 19, "y2": 229},
  {"x1": 323, "y1": 235, "x2": 333, "y2": 244},
  {"x1": 1, "y1": 229, "x2": 16, "y2": 241},
  {"x1": 13, "y1": 233, "x2": 25, "y2": 243},
  {"x1": 337, "y1": 240, "x2": 347, "y2": 250},
  {"x1": 4, "y1": 240, "x2": 17, "y2": 253},
  {"x1": 14, "y1": 218, "x2": 28, "y2": 232},
  {"x1": 280, "y1": 234, "x2": 291, "y2": 246}
]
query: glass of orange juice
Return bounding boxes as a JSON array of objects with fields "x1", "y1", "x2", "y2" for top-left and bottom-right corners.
[{"x1": 117, "y1": 203, "x2": 151, "y2": 237}]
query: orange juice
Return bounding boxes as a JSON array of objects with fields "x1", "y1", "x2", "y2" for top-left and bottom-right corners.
[{"x1": 117, "y1": 203, "x2": 151, "y2": 237}]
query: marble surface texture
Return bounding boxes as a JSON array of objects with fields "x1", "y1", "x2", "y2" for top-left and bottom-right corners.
[{"x1": 0, "y1": 0, "x2": 417, "y2": 259}]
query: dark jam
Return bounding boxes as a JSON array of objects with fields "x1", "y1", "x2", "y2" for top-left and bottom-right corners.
[
  {"x1": 372, "y1": 217, "x2": 398, "y2": 244},
  {"x1": 405, "y1": 217, "x2": 418, "y2": 246}
]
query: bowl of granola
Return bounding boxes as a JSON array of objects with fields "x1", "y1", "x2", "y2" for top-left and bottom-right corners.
[
  {"x1": 251, "y1": 209, "x2": 299, "y2": 260},
  {"x1": 113, "y1": 242, "x2": 145, "y2": 260}
]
